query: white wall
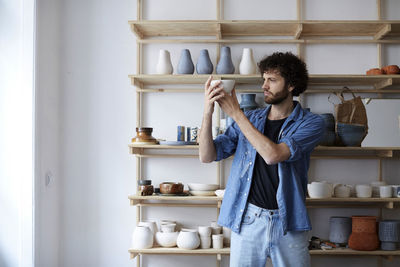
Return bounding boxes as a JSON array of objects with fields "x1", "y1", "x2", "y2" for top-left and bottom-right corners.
[{"x1": 34, "y1": 0, "x2": 400, "y2": 267}]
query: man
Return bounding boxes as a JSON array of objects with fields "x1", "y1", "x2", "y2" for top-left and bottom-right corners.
[{"x1": 199, "y1": 52, "x2": 324, "y2": 267}]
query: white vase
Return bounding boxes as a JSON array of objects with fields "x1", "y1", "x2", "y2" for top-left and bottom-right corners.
[
  {"x1": 156, "y1": 49, "x2": 173, "y2": 74},
  {"x1": 239, "y1": 48, "x2": 256, "y2": 75},
  {"x1": 177, "y1": 230, "x2": 200, "y2": 249},
  {"x1": 131, "y1": 226, "x2": 154, "y2": 249}
]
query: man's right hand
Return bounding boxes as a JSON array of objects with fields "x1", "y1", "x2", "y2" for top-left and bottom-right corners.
[{"x1": 203, "y1": 76, "x2": 224, "y2": 117}]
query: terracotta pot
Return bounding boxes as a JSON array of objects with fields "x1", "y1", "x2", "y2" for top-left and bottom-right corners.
[
  {"x1": 382, "y1": 65, "x2": 400, "y2": 75},
  {"x1": 366, "y1": 68, "x2": 383, "y2": 75},
  {"x1": 348, "y1": 216, "x2": 379, "y2": 251},
  {"x1": 159, "y1": 182, "x2": 184, "y2": 194},
  {"x1": 132, "y1": 127, "x2": 158, "y2": 144}
]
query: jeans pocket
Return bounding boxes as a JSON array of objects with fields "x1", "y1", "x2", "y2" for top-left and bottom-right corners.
[{"x1": 241, "y1": 212, "x2": 255, "y2": 225}]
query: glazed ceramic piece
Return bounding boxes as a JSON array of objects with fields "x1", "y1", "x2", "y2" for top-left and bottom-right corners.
[
  {"x1": 132, "y1": 127, "x2": 158, "y2": 145},
  {"x1": 177, "y1": 49, "x2": 194, "y2": 74},
  {"x1": 382, "y1": 65, "x2": 400, "y2": 74},
  {"x1": 366, "y1": 68, "x2": 383, "y2": 75},
  {"x1": 131, "y1": 226, "x2": 154, "y2": 249},
  {"x1": 329, "y1": 216, "x2": 352, "y2": 244},
  {"x1": 200, "y1": 236, "x2": 211, "y2": 249},
  {"x1": 379, "y1": 220, "x2": 400, "y2": 242},
  {"x1": 348, "y1": 216, "x2": 379, "y2": 251},
  {"x1": 370, "y1": 181, "x2": 387, "y2": 197},
  {"x1": 380, "y1": 185, "x2": 392, "y2": 198},
  {"x1": 212, "y1": 234, "x2": 224, "y2": 249},
  {"x1": 392, "y1": 185, "x2": 400, "y2": 198},
  {"x1": 156, "y1": 49, "x2": 173, "y2": 74},
  {"x1": 138, "y1": 185, "x2": 154, "y2": 196},
  {"x1": 188, "y1": 183, "x2": 219, "y2": 191},
  {"x1": 189, "y1": 190, "x2": 216, "y2": 196},
  {"x1": 239, "y1": 48, "x2": 256, "y2": 75},
  {"x1": 216, "y1": 46, "x2": 235, "y2": 74},
  {"x1": 196, "y1": 49, "x2": 213, "y2": 74},
  {"x1": 177, "y1": 230, "x2": 200, "y2": 249},
  {"x1": 307, "y1": 182, "x2": 333, "y2": 198},
  {"x1": 138, "y1": 179, "x2": 152, "y2": 186},
  {"x1": 319, "y1": 113, "x2": 335, "y2": 130},
  {"x1": 355, "y1": 184, "x2": 372, "y2": 198},
  {"x1": 334, "y1": 184, "x2": 351, "y2": 198},
  {"x1": 159, "y1": 182, "x2": 184, "y2": 194},
  {"x1": 336, "y1": 123, "x2": 367, "y2": 147},
  {"x1": 160, "y1": 223, "x2": 176, "y2": 233},
  {"x1": 155, "y1": 231, "x2": 179, "y2": 248},
  {"x1": 210, "y1": 79, "x2": 236, "y2": 93},
  {"x1": 239, "y1": 94, "x2": 258, "y2": 111},
  {"x1": 198, "y1": 226, "x2": 212, "y2": 237}
]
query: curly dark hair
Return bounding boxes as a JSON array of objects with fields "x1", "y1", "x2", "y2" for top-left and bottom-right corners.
[{"x1": 258, "y1": 52, "x2": 308, "y2": 96}]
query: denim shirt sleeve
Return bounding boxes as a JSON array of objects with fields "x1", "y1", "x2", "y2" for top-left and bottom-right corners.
[
  {"x1": 213, "y1": 122, "x2": 240, "y2": 161},
  {"x1": 280, "y1": 114, "x2": 325, "y2": 162}
]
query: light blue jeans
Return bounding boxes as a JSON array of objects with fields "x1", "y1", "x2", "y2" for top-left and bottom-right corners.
[{"x1": 230, "y1": 203, "x2": 311, "y2": 267}]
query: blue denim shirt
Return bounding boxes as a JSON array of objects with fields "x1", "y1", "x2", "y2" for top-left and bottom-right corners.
[{"x1": 214, "y1": 101, "x2": 324, "y2": 234}]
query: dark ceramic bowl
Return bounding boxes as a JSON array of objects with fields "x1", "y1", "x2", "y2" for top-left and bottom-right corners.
[
  {"x1": 319, "y1": 113, "x2": 335, "y2": 131},
  {"x1": 159, "y1": 182, "x2": 184, "y2": 194},
  {"x1": 138, "y1": 179, "x2": 152, "y2": 186},
  {"x1": 336, "y1": 123, "x2": 366, "y2": 146},
  {"x1": 319, "y1": 129, "x2": 336, "y2": 146}
]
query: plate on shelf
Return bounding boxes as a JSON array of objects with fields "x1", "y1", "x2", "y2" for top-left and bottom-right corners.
[
  {"x1": 158, "y1": 192, "x2": 190, "y2": 197},
  {"x1": 188, "y1": 183, "x2": 219, "y2": 191},
  {"x1": 189, "y1": 190, "x2": 216, "y2": 196},
  {"x1": 159, "y1": 141, "x2": 197, "y2": 146}
]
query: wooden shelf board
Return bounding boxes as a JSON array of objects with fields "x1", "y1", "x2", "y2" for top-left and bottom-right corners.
[
  {"x1": 128, "y1": 20, "x2": 400, "y2": 39},
  {"x1": 129, "y1": 247, "x2": 400, "y2": 256},
  {"x1": 129, "y1": 74, "x2": 400, "y2": 90},
  {"x1": 129, "y1": 195, "x2": 222, "y2": 202},
  {"x1": 129, "y1": 247, "x2": 230, "y2": 255}
]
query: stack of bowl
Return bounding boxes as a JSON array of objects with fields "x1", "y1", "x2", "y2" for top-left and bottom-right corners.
[
  {"x1": 318, "y1": 113, "x2": 336, "y2": 146},
  {"x1": 188, "y1": 183, "x2": 219, "y2": 196}
]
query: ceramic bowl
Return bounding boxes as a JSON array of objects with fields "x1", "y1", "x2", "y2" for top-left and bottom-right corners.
[
  {"x1": 159, "y1": 182, "x2": 184, "y2": 194},
  {"x1": 334, "y1": 184, "x2": 351, "y2": 198},
  {"x1": 210, "y1": 79, "x2": 235, "y2": 93},
  {"x1": 371, "y1": 181, "x2": 387, "y2": 197},
  {"x1": 160, "y1": 223, "x2": 176, "y2": 233},
  {"x1": 155, "y1": 231, "x2": 179, "y2": 248},
  {"x1": 177, "y1": 230, "x2": 200, "y2": 249},
  {"x1": 355, "y1": 184, "x2": 372, "y2": 198},
  {"x1": 190, "y1": 190, "x2": 216, "y2": 196},
  {"x1": 366, "y1": 68, "x2": 383, "y2": 75},
  {"x1": 307, "y1": 182, "x2": 333, "y2": 198},
  {"x1": 382, "y1": 65, "x2": 400, "y2": 74},
  {"x1": 336, "y1": 123, "x2": 367, "y2": 146},
  {"x1": 187, "y1": 183, "x2": 219, "y2": 191}
]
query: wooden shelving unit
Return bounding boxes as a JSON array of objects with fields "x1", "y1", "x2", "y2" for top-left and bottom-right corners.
[{"x1": 129, "y1": 0, "x2": 400, "y2": 266}]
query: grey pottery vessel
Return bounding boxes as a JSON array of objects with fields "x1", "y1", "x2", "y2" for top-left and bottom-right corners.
[
  {"x1": 329, "y1": 216, "x2": 352, "y2": 244},
  {"x1": 177, "y1": 49, "x2": 194, "y2": 74},
  {"x1": 337, "y1": 122, "x2": 366, "y2": 146},
  {"x1": 196, "y1": 49, "x2": 213, "y2": 74},
  {"x1": 216, "y1": 46, "x2": 235, "y2": 74},
  {"x1": 319, "y1": 113, "x2": 335, "y2": 130},
  {"x1": 239, "y1": 94, "x2": 258, "y2": 111},
  {"x1": 379, "y1": 220, "x2": 400, "y2": 242},
  {"x1": 381, "y1": 242, "x2": 398, "y2": 251}
]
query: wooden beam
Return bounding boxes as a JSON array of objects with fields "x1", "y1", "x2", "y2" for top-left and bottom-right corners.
[{"x1": 374, "y1": 78, "x2": 393, "y2": 89}]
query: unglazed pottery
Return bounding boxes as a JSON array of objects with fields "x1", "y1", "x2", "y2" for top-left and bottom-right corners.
[
  {"x1": 239, "y1": 48, "x2": 256, "y2": 75},
  {"x1": 348, "y1": 216, "x2": 379, "y2": 251},
  {"x1": 198, "y1": 226, "x2": 212, "y2": 237},
  {"x1": 216, "y1": 46, "x2": 235, "y2": 74},
  {"x1": 307, "y1": 182, "x2": 333, "y2": 198},
  {"x1": 177, "y1": 49, "x2": 194, "y2": 74},
  {"x1": 334, "y1": 184, "x2": 351, "y2": 198},
  {"x1": 155, "y1": 231, "x2": 179, "y2": 248},
  {"x1": 210, "y1": 79, "x2": 235, "y2": 93},
  {"x1": 212, "y1": 234, "x2": 224, "y2": 249},
  {"x1": 200, "y1": 236, "x2": 211, "y2": 249},
  {"x1": 196, "y1": 49, "x2": 213, "y2": 74},
  {"x1": 156, "y1": 49, "x2": 173, "y2": 74},
  {"x1": 329, "y1": 216, "x2": 352, "y2": 244},
  {"x1": 177, "y1": 230, "x2": 200, "y2": 249},
  {"x1": 355, "y1": 184, "x2": 372, "y2": 198},
  {"x1": 239, "y1": 94, "x2": 258, "y2": 111},
  {"x1": 131, "y1": 226, "x2": 154, "y2": 249}
]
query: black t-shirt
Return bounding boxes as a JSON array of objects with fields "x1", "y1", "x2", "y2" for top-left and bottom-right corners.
[{"x1": 248, "y1": 117, "x2": 287, "y2": 210}]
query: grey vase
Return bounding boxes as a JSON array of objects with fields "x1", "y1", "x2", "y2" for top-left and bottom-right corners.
[
  {"x1": 329, "y1": 216, "x2": 352, "y2": 244},
  {"x1": 216, "y1": 46, "x2": 235, "y2": 74},
  {"x1": 177, "y1": 49, "x2": 194, "y2": 74},
  {"x1": 196, "y1": 49, "x2": 213, "y2": 74},
  {"x1": 239, "y1": 94, "x2": 258, "y2": 111}
]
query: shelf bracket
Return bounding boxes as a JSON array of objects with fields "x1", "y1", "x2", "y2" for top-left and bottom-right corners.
[
  {"x1": 385, "y1": 201, "x2": 394, "y2": 209},
  {"x1": 374, "y1": 78, "x2": 392, "y2": 90},
  {"x1": 131, "y1": 24, "x2": 144, "y2": 39},
  {"x1": 295, "y1": 24, "x2": 303, "y2": 39},
  {"x1": 376, "y1": 150, "x2": 393, "y2": 158},
  {"x1": 130, "y1": 252, "x2": 138, "y2": 259},
  {"x1": 374, "y1": 24, "x2": 391, "y2": 40}
]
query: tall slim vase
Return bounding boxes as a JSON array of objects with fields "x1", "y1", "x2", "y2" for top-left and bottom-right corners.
[
  {"x1": 216, "y1": 46, "x2": 235, "y2": 74},
  {"x1": 177, "y1": 49, "x2": 194, "y2": 74},
  {"x1": 239, "y1": 48, "x2": 256, "y2": 75},
  {"x1": 196, "y1": 49, "x2": 213, "y2": 74},
  {"x1": 156, "y1": 49, "x2": 173, "y2": 74}
]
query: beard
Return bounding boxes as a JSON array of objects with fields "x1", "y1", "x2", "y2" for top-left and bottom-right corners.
[{"x1": 264, "y1": 86, "x2": 291, "y2": 105}]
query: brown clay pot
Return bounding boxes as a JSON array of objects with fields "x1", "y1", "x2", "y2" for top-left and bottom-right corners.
[
  {"x1": 348, "y1": 216, "x2": 379, "y2": 251},
  {"x1": 132, "y1": 127, "x2": 158, "y2": 144},
  {"x1": 381, "y1": 65, "x2": 400, "y2": 75},
  {"x1": 366, "y1": 68, "x2": 383, "y2": 75},
  {"x1": 138, "y1": 185, "x2": 154, "y2": 196},
  {"x1": 160, "y1": 182, "x2": 184, "y2": 194}
]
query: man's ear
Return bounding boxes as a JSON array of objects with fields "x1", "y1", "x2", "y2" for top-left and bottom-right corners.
[{"x1": 288, "y1": 85, "x2": 295, "y2": 93}]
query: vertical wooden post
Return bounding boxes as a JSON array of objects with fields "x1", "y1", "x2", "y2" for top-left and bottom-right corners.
[
  {"x1": 377, "y1": 0, "x2": 382, "y2": 20},
  {"x1": 297, "y1": 0, "x2": 302, "y2": 21},
  {"x1": 137, "y1": 0, "x2": 142, "y2": 21},
  {"x1": 378, "y1": 159, "x2": 382, "y2": 181}
]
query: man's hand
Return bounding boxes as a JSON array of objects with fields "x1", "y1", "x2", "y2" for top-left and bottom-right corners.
[
  {"x1": 204, "y1": 76, "x2": 224, "y2": 117},
  {"x1": 217, "y1": 88, "x2": 243, "y2": 120}
]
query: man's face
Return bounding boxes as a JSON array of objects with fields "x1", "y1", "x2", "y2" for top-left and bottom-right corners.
[{"x1": 262, "y1": 70, "x2": 293, "y2": 105}]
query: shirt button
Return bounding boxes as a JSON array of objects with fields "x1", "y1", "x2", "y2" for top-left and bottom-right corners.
[
  {"x1": 247, "y1": 178, "x2": 250, "y2": 181},
  {"x1": 249, "y1": 162, "x2": 253, "y2": 165},
  {"x1": 240, "y1": 209, "x2": 244, "y2": 212},
  {"x1": 244, "y1": 193, "x2": 247, "y2": 196}
]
